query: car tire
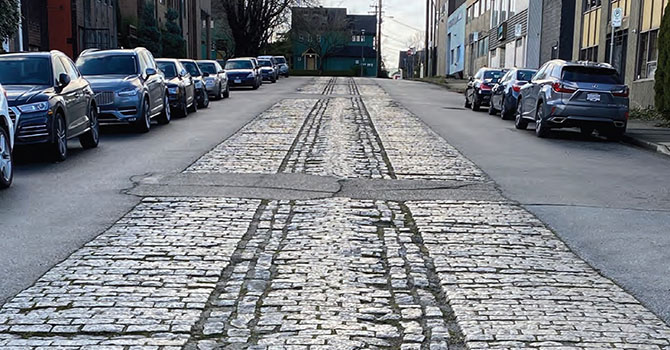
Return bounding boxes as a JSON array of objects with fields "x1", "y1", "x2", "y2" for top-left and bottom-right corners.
[
  {"x1": 51, "y1": 112, "x2": 68, "y2": 162},
  {"x1": 252, "y1": 82, "x2": 259, "y2": 90},
  {"x1": 0, "y1": 127, "x2": 13, "y2": 189},
  {"x1": 488, "y1": 102, "x2": 497, "y2": 115},
  {"x1": 198, "y1": 91, "x2": 209, "y2": 109},
  {"x1": 464, "y1": 90, "x2": 471, "y2": 108},
  {"x1": 471, "y1": 95, "x2": 480, "y2": 111},
  {"x1": 214, "y1": 83, "x2": 223, "y2": 101},
  {"x1": 134, "y1": 99, "x2": 151, "y2": 133},
  {"x1": 79, "y1": 104, "x2": 100, "y2": 149},
  {"x1": 187, "y1": 96, "x2": 198, "y2": 114},
  {"x1": 223, "y1": 84, "x2": 230, "y2": 98},
  {"x1": 157, "y1": 94, "x2": 171, "y2": 125},
  {"x1": 501, "y1": 98, "x2": 512, "y2": 120},
  {"x1": 515, "y1": 100, "x2": 528, "y2": 130},
  {"x1": 535, "y1": 102, "x2": 550, "y2": 138}
]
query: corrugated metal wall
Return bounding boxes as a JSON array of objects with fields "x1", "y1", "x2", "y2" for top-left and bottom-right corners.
[{"x1": 526, "y1": 0, "x2": 542, "y2": 68}]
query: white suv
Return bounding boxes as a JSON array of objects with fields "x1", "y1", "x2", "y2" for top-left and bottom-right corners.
[{"x1": 0, "y1": 83, "x2": 13, "y2": 189}]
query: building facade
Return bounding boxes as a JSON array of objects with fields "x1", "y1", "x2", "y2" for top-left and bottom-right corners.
[
  {"x1": 446, "y1": 3, "x2": 467, "y2": 77},
  {"x1": 464, "y1": 0, "x2": 491, "y2": 76},
  {"x1": 488, "y1": 0, "x2": 530, "y2": 69}
]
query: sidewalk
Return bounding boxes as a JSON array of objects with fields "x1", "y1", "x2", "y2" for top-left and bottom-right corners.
[{"x1": 625, "y1": 119, "x2": 670, "y2": 156}]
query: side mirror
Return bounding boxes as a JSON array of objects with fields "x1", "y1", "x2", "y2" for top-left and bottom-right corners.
[
  {"x1": 468, "y1": 76, "x2": 474, "y2": 82},
  {"x1": 145, "y1": 68, "x2": 157, "y2": 77},
  {"x1": 58, "y1": 73, "x2": 71, "y2": 87}
]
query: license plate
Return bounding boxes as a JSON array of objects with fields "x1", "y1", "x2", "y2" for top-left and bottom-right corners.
[
  {"x1": 586, "y1": 93, "x2": 601, "y2": 102},
  {"x1": 234, "y1": 79, "x2": 242, "y2": 84}
]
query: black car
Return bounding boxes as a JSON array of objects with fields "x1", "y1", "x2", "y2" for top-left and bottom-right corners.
[
  {"x1": 179, "y1": 60, "x2": 209, "y2": 109},
  {"x1": 76, "y1": 48, "x2": 170, "y2": 133},
  {"x1": 465, "y1": 68, "x2": 505, "y2": 111},
  {"x1": 156, "y1": 59, "x2": 196, "y2": 117},
  {"x1": 225, "y1": 58, "x2": 261, "y2": 89},
  {"x1": 0, "y1": 51, "x2": 99, "y2": 161},
  {"x1": 489, "y1": 68, "x2": 537, "y2": 119}
]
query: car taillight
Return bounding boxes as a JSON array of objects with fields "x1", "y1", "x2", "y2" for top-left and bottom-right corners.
[
  {"x1": 624, "y1": 111, "x2": 629, "y2": 120},
  {"x1": 512, "y1": 85, "x2": 522, "y2": 92},
  {"x1": 612, "y1": 87, "x2": 629, "y2": 97},
  {"x1": 479, "y1": 84, "x2": 491, "y2": 91},
  {"x1": 552, "y1": 82, "x2": 576, "y2": 94}
]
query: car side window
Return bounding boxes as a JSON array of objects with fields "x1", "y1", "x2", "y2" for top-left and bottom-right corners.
[
  {"x1": 475, "y1": 69, "x2": 483, "y2": 79},
  {"x1": 144, "y1": 51, "x2": 157, "y2": 69},
  {"x1": 60, "y1": 57, "x2": 79, "y2": 81},
  {"x1": 533, "y1": 64, "x2": 549, "y2": 81},
  {"x1": 215, "y1": 62, "x2": 223, "y2": 73},
  {"x1": 550, "y1": 64, "x2": 562, "y2": 79},
  {"x1": 137, "y1": 53, "x2": 148, "y2": 73},
  {"x1": 52, "y1": 57, "x2": 68, "y2": 84},
  {"x1": 501, "y1": 71, "x2": 512, "y2": 83}
]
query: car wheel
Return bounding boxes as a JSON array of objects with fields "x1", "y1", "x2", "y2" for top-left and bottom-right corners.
[
  {"x1": 252, "y1": 82, "x2": 259, "y2": 90},
  {"x1": 179, "y1": 95, "x2": 189, "y2": 117},
  {"x1": 515, "y1": 100, "x2": 528, "y2": 130},
  {"x1": 488, "y1": 102, "x2": 497, "y2": 115},
  {"x1": 535, "y1": 102, "x2": 550, "y2": 138},
  {"x1": 51, "y1": 112, "x2": 68, "y2": 161},
  {"x1": 213, "y1": 83, "x2": 222, "y2": 101},
  {"x1": 464, "y1": 89, "x2": 471, "y2": 108},
  {"x1": 134, "y1": 99, "x2": 151, "y2": 133},
  {"x1": 223, "y1": 83, "x2": 230, "y2": 98},
  {"x1": 471, "y1": 94, "x2": 480, "y2": 111},
  {"x1": 199, "y1": 91, "x2": 210, "y2": 108},
  {"x1": 188, "y1": 95, "x2": 198, "y2": 113},
  {"x1": 79, "y1": 104, "x2": 100, "y2": 149},
  {"x1": 0, "y1": 127, "x2": 13, "y2": 189},
  {"x1": 157, "y1": 94, "x2": 171, "y2": 125},
  {"x1": 500, "y1": 98, "x2": 511, "y2": 120}
]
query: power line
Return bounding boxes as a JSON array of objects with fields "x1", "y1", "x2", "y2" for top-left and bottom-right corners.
[{"x1": 384, "y1": 17, "x2": 423, "y2": 32}]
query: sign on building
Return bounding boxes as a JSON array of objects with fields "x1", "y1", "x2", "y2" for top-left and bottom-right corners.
[{"x1": 612, "y1": 7, "x2": 623, "y2": 28}]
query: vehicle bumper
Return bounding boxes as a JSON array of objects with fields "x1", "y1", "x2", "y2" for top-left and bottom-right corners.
[
  {"x1": 204, "y1": 81, "x2": 218, "y2": 95},
  {"x1": 229, "y1": 77, "x2": 256, "y2": 87},
  {"x1": 544, "y1": 102, "x2": 628, "y2": 130},
  {"x1": 168, "y1": 93, "x2": 184, "y2": 108},
  {"x1": 476, "y1": 91, "x2": 492, "y2": 105},
  {"x1": 95, "y1": 94, "x2": 143, "y2": 125},
  {"x1": 261, "y1": 72, "x2": 274, "y2": 81},
  {"x1": 12, "y1": 111, "x2": 53, "y2": 146}
]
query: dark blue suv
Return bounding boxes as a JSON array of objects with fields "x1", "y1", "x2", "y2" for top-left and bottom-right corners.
[{"x1": 76, "y1": 48, "x2": 169, "y2": 133}]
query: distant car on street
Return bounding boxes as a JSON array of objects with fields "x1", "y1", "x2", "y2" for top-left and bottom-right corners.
[
  {"x1": 258, "y1": 59, "x2": 277, "y2": 83},
  {"x1": 489, "y1": 68, "x2": 537, "y2": 119},
  {"x1": 258, "y1": 56, "x2": 280, "y2": 81},
  {"x1": 179, "y1": 59, "x2": 210, "y2": 109},
  {"x1": 197, "y1": 60, "x2": 230, "y2": 100},
  {"x1": 225, "y1": 58, "x2": 262, "y2": 89},
  {"x1": 516, "y1": 60, "x2": 629, "y2": 139},
  {"x1": 465, "y1": 68, "x2": 505, "y2": 111},
  {"x1": 77, "y1": 48, "x2": 169, "y2": 132},
  {"x1": 0, "y1": 83, "x2": 13, "y2": 189},
  {"x1": 156, "y1": 59, "x2": 196, "y2": 117},
  {"x1": 1, "y1": 51, "x2": 99, "y2": 161},
  {"x1": 274, "y1": 56, "x2": 289, "y2": 78}
]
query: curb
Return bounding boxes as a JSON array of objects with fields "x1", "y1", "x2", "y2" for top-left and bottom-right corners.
[{"x1": 623, "y1": 134, "x2": 670, "y2": 157}]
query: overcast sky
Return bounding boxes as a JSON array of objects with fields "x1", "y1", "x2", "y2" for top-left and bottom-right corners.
[{"x1": 318, "y1": 0, "x2": 426, "y2": 71}]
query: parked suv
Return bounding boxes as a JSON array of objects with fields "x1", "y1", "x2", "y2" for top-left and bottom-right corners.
[
  {"x1": 465, "y1": 68, "x2": 505, "y2": 111},
  {"x1": 0, "y1": 83, "x2": 13, "y2": 189},
  {"x1": 0, "y1": 51, "x2": 99, "y2": 161},
  {"x1": 274, "y1": 56, "x2": 289, "y2": 78},
  {"x1": 225, "y1": 58, "x2": 261, "y2": 89},
  {"x1": 156, "y1": 59, "x2": 196, "y2": 117},
  {"x1": 77, "y1": 48, "x2": 169, "y2": 133},
  {"x1": 179, "y1": 59, "x2": 210, "y2": 109},
  {"x1": 516, "y1": 60, "x2": 629, "y2": 139},
  {"x1": 197, "y1": 60, "x2": 230, "y2": 100},
  {"x1": 489, "y1": 68, "x2": 537, "y2": 119}
]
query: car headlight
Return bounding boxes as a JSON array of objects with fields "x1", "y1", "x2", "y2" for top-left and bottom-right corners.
[
  {"x1": 18, "y1": 101, "x2": 49, "y2": 113},
  {"x1": 247, "y1": 73, "x2": 255, "y2": 78},
  {"x1": 168, "y1": 87, "x2": 179, "y2": 95},
  {"x1": 195, "y1": 80, "x2": 203, "y2": 89},
  {"x1": 118, "y1": 88, "x2": 139, "y2": 97}
]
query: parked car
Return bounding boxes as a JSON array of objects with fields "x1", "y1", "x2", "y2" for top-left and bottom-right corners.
[
  {"x1": 179, "y1": 59, "x2": 210, "y2": 109},
  {"x1": 274, "y1": 56, "x2": 289, "y2": 78},
  {"x1": 0, "y1": 83, "x2": 13, "y2": 189},
  {"x1": 197, "y1": 60, "x2": 230, "y2": 100},
  {"x1": 225, "y1": 58, "x2": 261, "y2": 89},
  {"x1": 156, "y1": 59, "x2": 196, "y2": 117},
  {"x1": 258, "y1": 59, "x2": 277, "y2": 83},
  {"x1": 489, "y1": 68, "x2": 537, "y2": 119},
  {"x1": 77, "y1": 48, "x2": 169, "y2": 133},
  {"x1": 465, "y1": 68, "x2": 505, "y2": 111},
  {"x1": 258, "y1": 56, "x2": 280, "y2": 81},
  {"x1": 0, "y1": 51, "x2": 99, "y2": 161},
  {"x1": 516, "y1": 60, "x2": 629, "y2": 139}
]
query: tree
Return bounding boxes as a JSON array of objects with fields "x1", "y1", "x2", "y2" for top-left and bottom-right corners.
[
  {"x1": 220, "y1": 0, "x2": 318, "y2": 57},
  {"x1": 162, "y1": 8, "x2": 185, "y2": 58},
  {"x1": 655, "y1": 2, "x2": 670, "y2": 119},
  {"x1": 292, "y1": 7, "x2": 351, "y2": 72},
  {"x1": 0, "y1": 0, "x2": 20, "y2": 41},
  {"x1": 137, "y1": 1, "x2": 162, "y2": 56}
]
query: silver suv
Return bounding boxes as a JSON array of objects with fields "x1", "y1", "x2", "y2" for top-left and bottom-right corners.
[{"x1": 516, "y1": 60, "x2": 629, "y2": 139}]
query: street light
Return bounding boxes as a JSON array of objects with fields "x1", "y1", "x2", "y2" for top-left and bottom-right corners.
[{"x1": 361, "y1": 29, "x2": 366, "y2": 77}]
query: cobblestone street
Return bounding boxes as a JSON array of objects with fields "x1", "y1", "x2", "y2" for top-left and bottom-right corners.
[{"x1": 1, "y1": 78, "x2": 669, "y2": 349}]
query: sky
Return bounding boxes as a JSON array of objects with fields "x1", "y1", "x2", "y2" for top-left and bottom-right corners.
[{"x1": 318, "y1": 0, "x2": 426, "y2": 72}]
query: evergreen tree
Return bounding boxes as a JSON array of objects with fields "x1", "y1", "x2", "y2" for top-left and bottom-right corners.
[
  {"x1": 0, "y1": 0, "x2": 20, "y2": 41},
  {"x1": 654, "y1": 2, "x2": 670, "y2": 119},
  {"x1": 137, "y1": 1, "x2": 162, "y2": 56},
  {"x1": 162, "y1": 8, "x2": 185, "y2": 58}
]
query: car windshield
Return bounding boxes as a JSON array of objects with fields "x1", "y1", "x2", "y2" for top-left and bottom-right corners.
[
  {"x1": 198, "y1": 63, "x2": 217, "y2": 75},
  {"x1": 226, "y1": 61, "x2": 253, "y2": 70},
  {"x1": 562, "y1": 66, "x2": 622, "y2": 84},
  {"x1": 259, "y1": 60, "x2": 273, "y2": 67},
  {"x1": 483, "y1": 71, "x2": 503, "y2": 81},
  {"x1": 0, "y1": 57, "x2": 51, "y2": 85},
  {"x1": 516, "y1": 70, "x2": 536, "y2": 81},
  {"x1": 77, "y1": 55, "x2": 137, "y2": 76},
  {"x1": 181, "y1": 61, "x2": 201, "y2": 77},
  {"x1": 275, "y1": 57, "x2": 286, "y2": 64},
  {"x1": 157, "y1": 62, "x2": 178, "y2": 79}
]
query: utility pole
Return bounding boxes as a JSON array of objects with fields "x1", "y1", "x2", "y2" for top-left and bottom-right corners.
[
  {"x1": 377, "y1": 0, "x2": 382, "y2": 78},
  {"x1": 425, "y1": 0, "x2": 429, "y2": 77}
]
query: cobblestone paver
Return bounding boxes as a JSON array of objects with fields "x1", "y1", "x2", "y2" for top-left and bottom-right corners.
[
  {"x1": 0, "y1": 197, "x2": 260, "y2": 349},
  {"x1": 408, "y1": 200, "x2": 670, "y2": 349}
]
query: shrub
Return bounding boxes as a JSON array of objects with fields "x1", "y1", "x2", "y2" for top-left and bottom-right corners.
[{"x1": 654, "y1": 2, "x2": 670, "y2": 120}]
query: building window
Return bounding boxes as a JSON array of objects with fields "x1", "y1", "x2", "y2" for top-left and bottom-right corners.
[
  {"x1": 636, "y1": 0, "x2": 668, "y2": 79},
  {"x1": 580, "y1": 46, "x2": 599, "y2": 61},
  {"x1": 609, "y1": 0, "x2": 630, "y2": 18},
  {"x1": 584, "y1": 0, "x2": 602, "y2": 11},
  {"x1": 580, "y1": 4, "x2": 601, "y2": 61}
]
